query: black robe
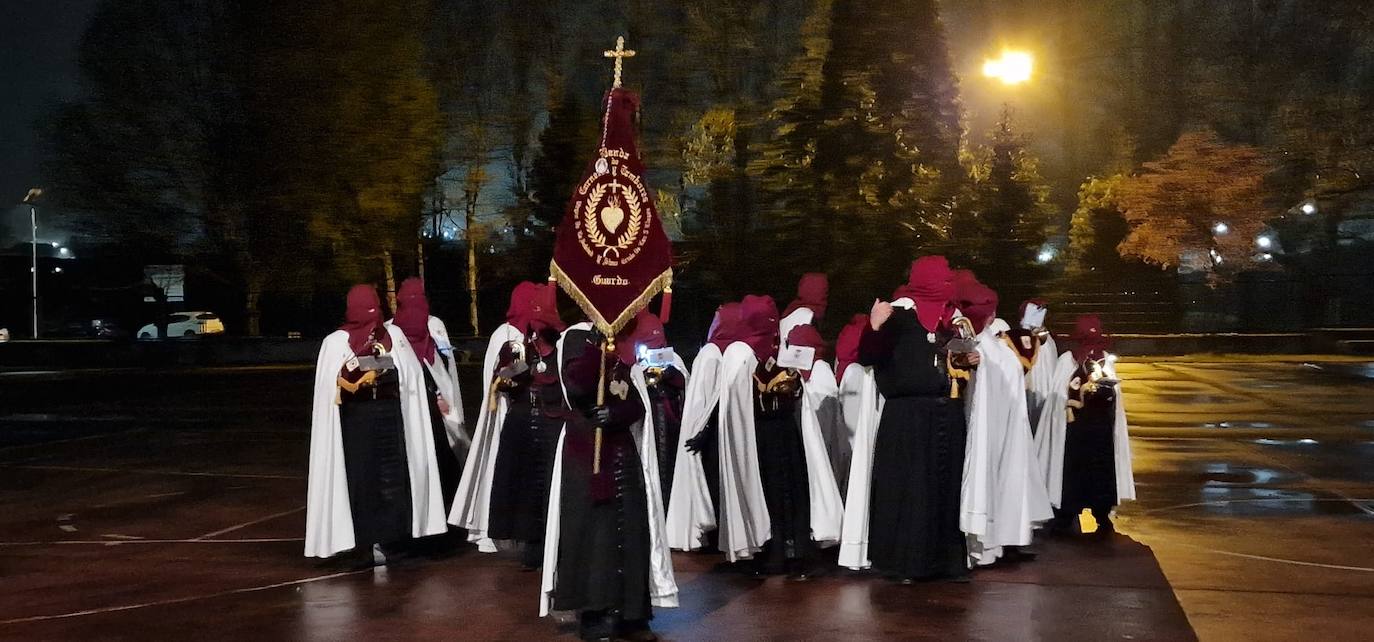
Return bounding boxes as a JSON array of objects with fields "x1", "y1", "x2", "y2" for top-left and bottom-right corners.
[
  {"x1": 753, "y1": 361, "x2": 813, "y2": 568},
  {"x1": 644, "y1": 366, "x2": 686, "y2": 508},
  {"x1": 1061, "y1": 364, "x2": 1119, "y2": 516},
  {"x1": 338, "y1": 367, "x2": 412, "y2": 550},
  {"x1": 858, "y1": 309, "x2": 967, "y2": 579},
  {"x1": 552, "y1": 329, "x2": 653, "y2": 623},
  {"x1": 487, "y1": 338, "x2": 564, "y2": 543},
  {"x1": 421, "y1": 358, "x2": 462, "y2": 512}
]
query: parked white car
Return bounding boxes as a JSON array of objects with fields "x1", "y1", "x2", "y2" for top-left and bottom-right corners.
[{"x1": 137, "y1": 312, "x2": 226, "y2": 339}]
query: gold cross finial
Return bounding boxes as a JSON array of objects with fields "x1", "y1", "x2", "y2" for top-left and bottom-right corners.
[{"x1": 603, "y1": 36, "x2": 636, "y2": 89}]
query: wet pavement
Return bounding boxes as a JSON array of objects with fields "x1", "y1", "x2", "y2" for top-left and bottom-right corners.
[{"x1": 1, "y1": 357, "x2": 1372, "y2": 640}]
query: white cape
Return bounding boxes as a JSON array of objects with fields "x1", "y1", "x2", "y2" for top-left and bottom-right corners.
[
  {"x1": 715, "y1": 342, "x2": 772, "y2": 561},
  {"x1": 1025, "y1": 334, "x2": 1059, "y2": 431},
  {"x1": 540, "y1": 322, "x2": 679, "y2": 616},
  {"x1": 797, "y1": 361, "x2": 845, "y2": 546},
  {"x1": 1033, "y1": 353, "x2": 1136, "y2": 508},
  {"x1": 664, "y1": 345, "x2": 724, "y2": 550},
  {"x1": 448, "y1": 323, "x2": 525, "y2": 552},
  {"x1": 385, "y1": 316, "x2": 470, "y2": 460},
  {"x1": 837, "y1": 362, "x2": 882, "y2": 569},
  {"x1": 960, "y1": 320, "x2": 1054, "y2": 566},
  {"x1": 427, "y1": 315, "x2": 468, "y2": 440},
  {"x1": 715, "y1": 342, "x2": 844, "y2": 560},
  {"x1": 305, "y1": 326, "x2": 447, "y2": 558}
]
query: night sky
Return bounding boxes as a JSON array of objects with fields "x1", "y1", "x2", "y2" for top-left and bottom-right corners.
[{"x1": 0, "y1": 0, "x2": 99, "y2": 243}]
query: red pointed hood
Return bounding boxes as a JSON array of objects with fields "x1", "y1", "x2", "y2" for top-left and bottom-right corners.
[
  {"x1": 394, "y1": 277, "x2": 435, "y2": 363},
  {"x1": 955, "y1": 274, "x2": 998, "y2": 334},
  {"x1": 342, "y1": 284, "x2": 386, "y2": 356},
  {"x1": 709, "y1": 302, "x2": 745, "y2": 350},
  {"x1": 782, "y1": 272, "x2": 829, "y2": 322},
  {"x1": 892, "y1": 256, "x2": 956, "y2": 333},
  {"x1": 617, "y1": 309, "x2": 668, "y2": 366},
  {"x1": 507, "y1": 281, "x2": 565, "y2": 334},
  {"x1": 740, "y1": 294, "x2": 780, "y2": 361},
  {"x1": 1070, "y1": 314, "x2": 1112, "y2": 362},
  {"x1": 835, "y1": 313, "x2": 868, "y2": 380}
]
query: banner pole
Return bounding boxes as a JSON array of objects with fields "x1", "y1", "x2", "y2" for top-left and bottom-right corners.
[{"x1": 593, "y1": 338, "x2": 609, "y2": 474}]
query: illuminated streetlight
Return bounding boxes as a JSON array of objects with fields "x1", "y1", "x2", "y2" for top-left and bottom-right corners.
[
  {"x1": 983, "y1": 50, "x2": 1033, "y2": 86},
  {"x1": 1256, "y1": 235, "x2": 1273, "y2": 249},
  {"x1": 1212, "y1": 222, "x2": 1230, "y2": 235},
  {"x1": 1300, "y1": 201, "x2": 1317, "y2": 215},
  {"x1": 22, "y1": 187, "x2": 42, "y2": 339},
  {"x1": 1036, "y1": 248, "x2": 1056, "y2": 264}
]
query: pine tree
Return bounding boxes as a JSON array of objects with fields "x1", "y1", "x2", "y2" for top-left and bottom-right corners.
[
  {"x1": 953, "y1": 108, "x2": 1058, "y2": 303},
  {"x1": 751, "y1": 0, "x2": 966, "y2": 316}
]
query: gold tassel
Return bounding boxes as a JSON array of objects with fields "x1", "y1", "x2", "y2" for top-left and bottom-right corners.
[{"x1": 548, "y1": 262, "x2": 673, "y2": 335}]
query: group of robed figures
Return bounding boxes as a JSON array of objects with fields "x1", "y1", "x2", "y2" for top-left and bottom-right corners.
[{"x1": 304, "y1": 39, "x2": 1136, "y2": 642}]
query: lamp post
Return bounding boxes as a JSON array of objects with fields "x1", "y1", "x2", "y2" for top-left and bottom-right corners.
[{"x1": 22, "y1": 188, "x2": 42, "y2": 338}]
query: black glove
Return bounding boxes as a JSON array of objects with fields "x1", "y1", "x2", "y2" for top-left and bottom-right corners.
[
  {"x1": 684, "y1": 430, "x2": 713, "y2": 455},
  {"x1": 585, "y1": 405, "x2": 611, "y2": 427}
]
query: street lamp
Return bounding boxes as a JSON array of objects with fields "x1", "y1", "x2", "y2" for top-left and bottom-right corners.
[
  {"x1": 1212, "y1": 221, "x2": 1230, "y2": 236},
  {"x1": 22, "y1": 188, "x2": 42, "y2": 338},
  {"x1": 983, "y1": 50, "x2": 1033, "y2": 86}
]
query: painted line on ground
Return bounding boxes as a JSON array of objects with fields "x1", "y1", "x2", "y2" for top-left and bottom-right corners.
[
  {"x1": 0, "y1": 568, "x2": 364, "y2": 625},
  {"x1": 192, "y1": 506, "x2": 304, "y2": 540},
  {"x1": 1180, "y1": 542, "x2": 1374, "y2": 573},
  {"x1": 1136, "y1": 497, "x2": 1374, "y2": 515}
]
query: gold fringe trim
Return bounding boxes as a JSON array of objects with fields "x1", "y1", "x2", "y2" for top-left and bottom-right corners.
[{"x1": 549, "y1": 260, "x2": 674, "y2": 336}]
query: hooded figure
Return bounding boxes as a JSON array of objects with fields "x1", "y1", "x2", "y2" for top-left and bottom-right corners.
[
  {"x1": 1034, "y1": 314, "x2": 1135, "y2": 535},
  {"x1": 390, "y1": 278, "x2": 468, "y2": 516},
  {"x1": 848, "y1": 257, "x2": 972, "y2": 581},
  {"x1": 665, "y1": 303, "x2": 741, "y2": 551},
  {"x1": 1005, "y1": 299, "x2": 1059, "y2": 435},
  {"x1": 622, "y1": 311, "x2": 690, "y2": 506},
  {"x1": 780, "y1": 273, "x2": 829, "y2": 346},
  {"x1": 953, "y1": 278, "x2": 1053, "y2": 567},
  {"x1": 538, "y1": 313, "x2": 679, "y2": 640},
  {"x1": 693, "y1": 296, "x2": 843, "y2": 577},
  {"x1": 450, "y1": 282, "x2": 567, "y2": 564},
  {"x1": 892, "y1": 256, "x2": 958, "y2": 333},
  {"x1": 306, "y1": 285, "x2": 446, "y2": 563}
]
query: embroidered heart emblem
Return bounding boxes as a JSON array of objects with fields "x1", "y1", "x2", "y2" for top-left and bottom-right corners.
[{"x1": 600, "y1": 199, "x2": 626, "y2": 233}]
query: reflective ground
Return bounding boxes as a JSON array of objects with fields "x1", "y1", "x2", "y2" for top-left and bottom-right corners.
[{"x1": 1, "y1": 356, "x2": 1371, "y2": 640}]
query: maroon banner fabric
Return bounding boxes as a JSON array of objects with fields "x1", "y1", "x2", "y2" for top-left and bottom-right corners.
[{"x1": 550, "y1": 88, "x2": 673, "y2": 335}]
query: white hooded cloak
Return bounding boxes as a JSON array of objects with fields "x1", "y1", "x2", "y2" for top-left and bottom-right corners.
[{"x1": 305, "y1": 325, "x2": 447, "y2": 558}]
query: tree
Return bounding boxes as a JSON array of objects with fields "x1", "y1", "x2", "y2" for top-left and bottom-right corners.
[
  {"x1": 253, "y1": 0, "x2": 441, "y2": 308},
  {"x1": 45, "y1": 0, "x2": 303, "y2": 336},
  {"x1": 952, "y1": 108, "x2": 1059, "y2": 300},
  {"x1": 751, "y1": 0, "x2": 966, "y2": 317},
  {"x1": 1115, "y1": 130, "x2": 1276, "y2": 284}
]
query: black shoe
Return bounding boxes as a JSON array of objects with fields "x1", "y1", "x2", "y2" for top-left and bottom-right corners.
[
  {"x1": 1096, "y1": 516, "x2": 1116, "y2": 534},
  {"x1": 344, "y1": 550, "x2": 378, "y2": 571}
]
